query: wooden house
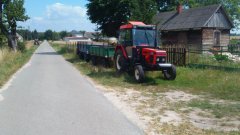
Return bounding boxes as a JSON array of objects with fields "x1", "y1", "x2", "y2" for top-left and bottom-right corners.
[{"x1": 154, "y1": 4, "x2": 234, "y2": 51}]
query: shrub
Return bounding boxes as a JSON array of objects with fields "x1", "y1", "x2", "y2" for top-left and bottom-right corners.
[
  {"x1": 18, "y1": 42, "x2": 26, "y2": 52},
  {"x1": 214, "y1": 54, "x2": 229, "y2": 61},
  {"x1": 230, "y1": 39, "x2": 240, "y2": 45}
]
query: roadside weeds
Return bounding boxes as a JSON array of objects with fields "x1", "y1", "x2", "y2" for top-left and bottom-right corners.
[{"x1": 0, "y1": 42, "x2": 37, "y2": 88}]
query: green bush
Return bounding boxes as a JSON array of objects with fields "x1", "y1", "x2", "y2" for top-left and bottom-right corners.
[
  {"x1": 230, "y1": 39, "x2": 240, "y2": 45},
  {"x1": 18, "y1": 42, "x2": 26, "y2": 52},
  {"x1": 214, "y1": 54, "x2": 229, "y2": 61}
]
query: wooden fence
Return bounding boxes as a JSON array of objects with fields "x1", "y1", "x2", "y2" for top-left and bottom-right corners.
[{"x1": 161, "y1": 48, "x2": 187, "y2": 66}]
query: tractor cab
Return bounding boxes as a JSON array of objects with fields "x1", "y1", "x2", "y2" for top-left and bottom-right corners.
[
  {"x1": 118, "y1": 21, "x2": 157, "y2": 47},
  {"x1": 117, "y1": 21, "x2": 166, "y2": 64},
  {"x1": 114, "y1": 21, "x2": 176, "y2": 82}
]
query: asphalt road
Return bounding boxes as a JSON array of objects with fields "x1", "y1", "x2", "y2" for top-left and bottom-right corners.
[{"x1": 0, "y1": 41, "x2": 143, "y2": 135}]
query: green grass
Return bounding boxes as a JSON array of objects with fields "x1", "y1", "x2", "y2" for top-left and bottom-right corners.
[
  {"x1": 52, "y1": 43, "x2": 240, "y2": 101},
  {"x1": 0, "y1": 45, "x2": 37, "y2": 87},
  {"x1": 188, "y1": 53, "x2": 240, "y2": 69},
  {"x1": 188, "y1": 100, "x2": 240, "y2": 118}
]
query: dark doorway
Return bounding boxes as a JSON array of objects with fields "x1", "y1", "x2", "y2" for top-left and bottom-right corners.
[{"x1": 214, "y1": 31, "x2": 221, "y2": 46}]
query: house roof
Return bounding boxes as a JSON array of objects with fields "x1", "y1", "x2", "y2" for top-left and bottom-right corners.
[{"x1": 154, "y1": 4, "x2": 234, "y2": 31}]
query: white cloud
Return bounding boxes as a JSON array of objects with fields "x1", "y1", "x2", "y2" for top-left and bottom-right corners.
[
  {"x1": 19, "y1": 3, "x2": 95, "y2": 32},
  {"x1": 46, "y1": 3, "x2": 86, "y2": 19},
  {"x1": 33, "y1": 17, "x2": 44, "y2": 21}
]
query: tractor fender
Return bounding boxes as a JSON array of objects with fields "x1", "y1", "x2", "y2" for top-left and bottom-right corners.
[{"x1": 115, "y1": 45, "x2": 128, "y2": 59}]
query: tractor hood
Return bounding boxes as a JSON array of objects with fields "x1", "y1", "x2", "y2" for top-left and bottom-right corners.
[{"x1": 142, "y1": 48, "x2": 167, "y2": 56}]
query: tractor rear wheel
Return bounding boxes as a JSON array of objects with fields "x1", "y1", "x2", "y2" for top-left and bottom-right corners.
[
  {"x1": 134, "y1": 65, "x2": 145, "y2": 83},
  {"x1": 114, "y1": 50, "x2": 126, "y2": 72},
  {"x1": 163, "y1": 65, "x2": 176, "y2": 80}
]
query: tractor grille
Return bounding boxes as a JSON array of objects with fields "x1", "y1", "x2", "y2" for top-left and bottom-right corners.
[{"x1": 156, "y1": 56, "x2": 166, "y2": 63}]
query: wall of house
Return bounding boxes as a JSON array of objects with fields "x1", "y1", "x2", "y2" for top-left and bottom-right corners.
[
  {"x1": 220, "y1": 29, "x2": 230, "y2": 47},
  {"x1": 161, "y1": 31, "x2": 178, "y2": 46},
  {"x1": 187, "y1": 30, "x2": 202, "y2": 50},
  {"x1": 161, "y1": 30, "x2": 202, "y2": 50},
  {"x1": 202, "y1": 28, "x2": 230, "y2": 51},
  {"x1": 202, "y1": 29, "x2": 214, "y2": 50},
  {"x1": 206, "y1": 8, "x2": 232, "y2": 29},
  {"x1": 161, "y1": 28, "x2": 230, "y2": 51}
]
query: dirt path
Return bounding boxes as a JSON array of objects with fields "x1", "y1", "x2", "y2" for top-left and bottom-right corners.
[{"x1": 90, "y1": 81, "x2": 240, "y2": 134}]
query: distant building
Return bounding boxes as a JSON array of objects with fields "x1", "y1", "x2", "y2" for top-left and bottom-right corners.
[
  {"x1": 64, "y1": 36, "x2": 92, "y2": 42},
  {"x1": 154, "y1": 4, "x2": 234, "y2": 50},
  {"x1": 84, "y1": 32, "x2": 96, "y2": 39}
]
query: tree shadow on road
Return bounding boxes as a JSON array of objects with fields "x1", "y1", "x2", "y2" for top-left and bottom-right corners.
[{"x1": 35, "y1": 52, "x2": 59, "y2": 55}]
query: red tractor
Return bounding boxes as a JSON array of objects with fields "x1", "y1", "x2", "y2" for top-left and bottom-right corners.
[{"x1": 114, "y1": 21, "x2": 176, "y2": 82}]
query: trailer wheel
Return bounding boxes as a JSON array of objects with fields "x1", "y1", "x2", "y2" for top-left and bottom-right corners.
[
  {"x1": 114, "y1": 50, "x2": 126, "y2": 72},
  {"x1": 163, "y1": 65, "x2": 176, "y2": 80},
  {"x1": 103, "y1": 58, "x2": 110, "y2": 68},
  {"x1": 134, "y1": 65, "x2": 145, "y2": 83},
  {"x1": 79, "y1": 52, "x2": 84, "y2": 60},
  {"x1": 91, "y1": 56, "x2": 97, "y2": 66},
  {"x1": 84, "y1": 54, "x2": 90, "y2": 62}
]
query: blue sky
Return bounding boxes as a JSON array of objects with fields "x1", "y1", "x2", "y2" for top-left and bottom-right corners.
[
  {"x1": 19, "y1": 0, "x2": 239, "y2": 34},
  {"x1": 18, "y1": 0, "x2": 96, "y2": 32}
]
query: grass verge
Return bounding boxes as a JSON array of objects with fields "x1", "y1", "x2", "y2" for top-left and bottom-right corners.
[
  {"x1": 188, "y1": 99, "x2": 240, "y2": 118},
  {"x1": 0, "y1": 43, "x2": 37, "y2": 87}
]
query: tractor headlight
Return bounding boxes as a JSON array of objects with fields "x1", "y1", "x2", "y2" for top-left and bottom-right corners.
[
  {"x1": 162, "y1": 58, "x2": 166, "y2": 62},
  {"x1": 157, "y1": 57, "x2": 166, "y2": 63}
]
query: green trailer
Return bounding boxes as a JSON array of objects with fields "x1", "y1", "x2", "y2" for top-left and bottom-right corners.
[
  {"x1": 88, "y1": 45, "x2": 115, "y2": 67},
  {"x1": 77, "y1": 42, "x2": 93, "y2": 62}
]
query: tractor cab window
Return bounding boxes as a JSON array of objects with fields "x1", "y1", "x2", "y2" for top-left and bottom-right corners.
[
  {"x1": 118, "y1": 30, "x2": 125, "y2": 45},
  {"x1": 125, "y1": 29, "x2": 132, "y2": 46},
  {"x1": 118, "y1": 29, "x2": 132, "y2": 46},
  {"x1": 133, "y1": 29, "x2": 156, "y2": 47}
]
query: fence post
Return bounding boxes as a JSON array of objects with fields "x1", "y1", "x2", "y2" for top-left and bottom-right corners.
[
  {"x1": 173, "y1": 48, "x2": 176, "y2": 65},
  {"x1": 184, "y1": 48, "x2": 186, "y2": 66}
]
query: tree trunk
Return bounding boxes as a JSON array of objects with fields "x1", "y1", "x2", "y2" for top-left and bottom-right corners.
[{"x1": 7, "y1": 34, "x2": 17, "y2": 52}]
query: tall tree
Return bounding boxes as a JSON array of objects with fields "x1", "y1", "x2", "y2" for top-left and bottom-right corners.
[
  {"x1": 87, "y1": 0, "x2": 132, "y2": 37},
  {"x1": 52, "y1": 31, "x2": 60, "y2": 40},
  {"x1": 59, "y1": 31, "x2": 67, "y2": 39},
  {"x1": 0, "y1": 0, "x2": 29, "y2": 51},
  {"x1": 44, "y1": 29, "x2": 53, "y2": 40},
  {"x1": 32, "y1": 29, "x2": 38, "y2": 39},
  {"x1": 131, "y1": 0, "x2": 158, "y2": 24},
  {"x1": 87, "y1": 0, "x2": 157, "y2": 37}
]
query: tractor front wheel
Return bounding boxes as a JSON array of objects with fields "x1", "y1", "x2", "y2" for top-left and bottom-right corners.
[
  {"x1": 134, "y1": 65, "x2": 145, "y2": 83},
  {"x1": 163, "y1": 65, "x2": 176, "y2": 80}
]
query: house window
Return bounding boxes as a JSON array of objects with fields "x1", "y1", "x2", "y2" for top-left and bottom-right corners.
[{"x1": 214, "y1": 30, "x2": 221, "y2": 46}]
